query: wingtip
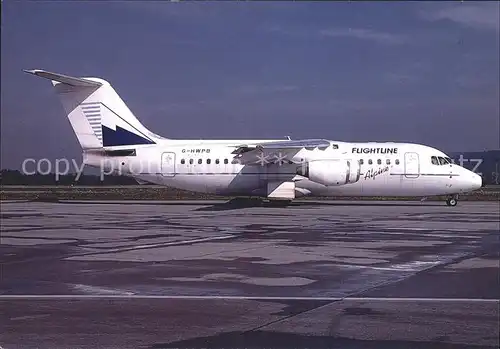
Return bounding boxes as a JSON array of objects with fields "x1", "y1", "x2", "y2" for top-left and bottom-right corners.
[{"x1": 23, "y1": 69, "x2": 41, "y2": 75}]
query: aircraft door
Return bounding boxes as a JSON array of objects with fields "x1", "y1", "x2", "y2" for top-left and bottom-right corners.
[
  {"x1": 161, "y1": 152, "x2": 176, "y2": 177},
  {"x1": 404, "y1": 152, "x2": 420, "y2": 178}
]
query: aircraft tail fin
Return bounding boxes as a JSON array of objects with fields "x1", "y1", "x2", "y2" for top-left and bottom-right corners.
[{"x1": 24, "y1": 69, "x2": 163, "y2": 150}]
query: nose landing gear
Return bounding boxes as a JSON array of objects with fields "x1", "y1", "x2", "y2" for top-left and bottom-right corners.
[{"x1": 446, "y1": 195, "x2": 458, "y2": 206}]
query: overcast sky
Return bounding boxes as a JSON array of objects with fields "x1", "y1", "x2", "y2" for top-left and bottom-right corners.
[{"x1": 1, "y1": 1, "x2": 499, "y2": 169}]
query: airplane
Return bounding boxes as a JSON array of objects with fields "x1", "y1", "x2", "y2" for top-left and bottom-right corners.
[{"x1": 24, "y1": 69, "x2": 484, "y2": 207}]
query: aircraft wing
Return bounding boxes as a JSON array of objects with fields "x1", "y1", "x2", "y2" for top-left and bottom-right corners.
[{"x1": 232, "y1": 139, "x2": 331, "y2": 165}]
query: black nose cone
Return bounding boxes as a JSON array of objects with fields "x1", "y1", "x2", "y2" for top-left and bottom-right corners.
[{"x1": 481, "y1": 177, "x2": 486, "y2": 187}]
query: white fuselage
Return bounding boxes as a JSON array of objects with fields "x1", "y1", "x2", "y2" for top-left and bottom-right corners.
[
  {"x1": 83, "y1": 139, "x2": 482, "y2": 198},
  {"x1": 24, "y1": 69, "x2": 481, "y2": 200}
]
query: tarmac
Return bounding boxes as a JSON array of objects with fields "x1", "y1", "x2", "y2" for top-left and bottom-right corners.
[{"x1": 1, "y1": 200, "x2": 499, "y2": 349}]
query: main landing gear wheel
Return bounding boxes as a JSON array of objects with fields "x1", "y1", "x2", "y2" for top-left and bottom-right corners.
[{"x1": 446, "y1": 197, "x2": 458, "y2": 206}]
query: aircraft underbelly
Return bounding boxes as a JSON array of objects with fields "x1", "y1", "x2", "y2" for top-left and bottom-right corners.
[
  {"x1": 156, "y1": 169, "x2": 453, "y2": 197},
  {"x1": 297, "y1": 173, "x2": 451, "y2": 197},
  {"x1": 161, "y1": 173, "x2": 260, "y2": 194}
]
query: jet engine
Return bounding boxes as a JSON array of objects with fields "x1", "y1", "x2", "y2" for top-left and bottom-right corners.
[{"x1": 296, "y1": 159, "x2": 361, "y2": 186}]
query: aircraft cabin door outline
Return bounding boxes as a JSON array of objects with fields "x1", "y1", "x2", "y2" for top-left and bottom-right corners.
[
  {"x1": 161, "y1": 152, "x2": 176, "y2": 177},
  {"x1": 404, "y1": 152, "x2": 420, "y2": 178}
]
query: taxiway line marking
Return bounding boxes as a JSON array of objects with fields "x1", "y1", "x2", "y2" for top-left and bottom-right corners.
[{"x1": 0, "y1": 295, "x2": 498, "y2": 303}]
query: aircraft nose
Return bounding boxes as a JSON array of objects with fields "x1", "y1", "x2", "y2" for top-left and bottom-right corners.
[{"x1": 472, "y1": 173, "x2": 482, "y2": 190}]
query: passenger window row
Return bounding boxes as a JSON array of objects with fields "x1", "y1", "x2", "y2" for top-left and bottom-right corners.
[
  {"x1": 431, "y1": 156, "x2": 452, "y2": 166},
  {"x1": 180, "y1": 158, "x2": 229, "y2": 165},
  {"x1": 359, "y1": 159, "x2": 400, "y2": 165},
  {"x1": 181, "y1": 158, "x2": 402, "y2": 166}
]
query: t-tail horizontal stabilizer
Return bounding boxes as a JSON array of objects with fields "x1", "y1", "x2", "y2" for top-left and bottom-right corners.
[{"x1": 23, "y1": 69, "x2": 102, "y2": 87}]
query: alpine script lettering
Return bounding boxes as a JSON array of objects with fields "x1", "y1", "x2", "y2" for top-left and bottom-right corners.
[
  {"x1": 352, "y1": 147, "x2": 398, "y2": 154},
  {"x1": 364, "y1": 166, "x2": 390, "y2": 180}
]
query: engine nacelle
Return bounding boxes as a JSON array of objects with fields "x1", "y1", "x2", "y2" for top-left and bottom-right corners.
[{"x1": 297, "y1": 159, "x2": 361, "y2": 186}]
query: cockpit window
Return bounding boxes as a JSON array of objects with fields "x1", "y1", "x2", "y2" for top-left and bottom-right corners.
[
  {"x1": 432, "y1": 156, "x2": 452, "y2": 165},
  {"x1": 439, "y1": 156, "x2": 451, "y2": 165}
]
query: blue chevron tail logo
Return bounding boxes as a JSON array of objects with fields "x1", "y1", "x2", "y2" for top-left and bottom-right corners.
[{"x1": 102, "y1": 125, "x2": 156, "y2": 147}]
